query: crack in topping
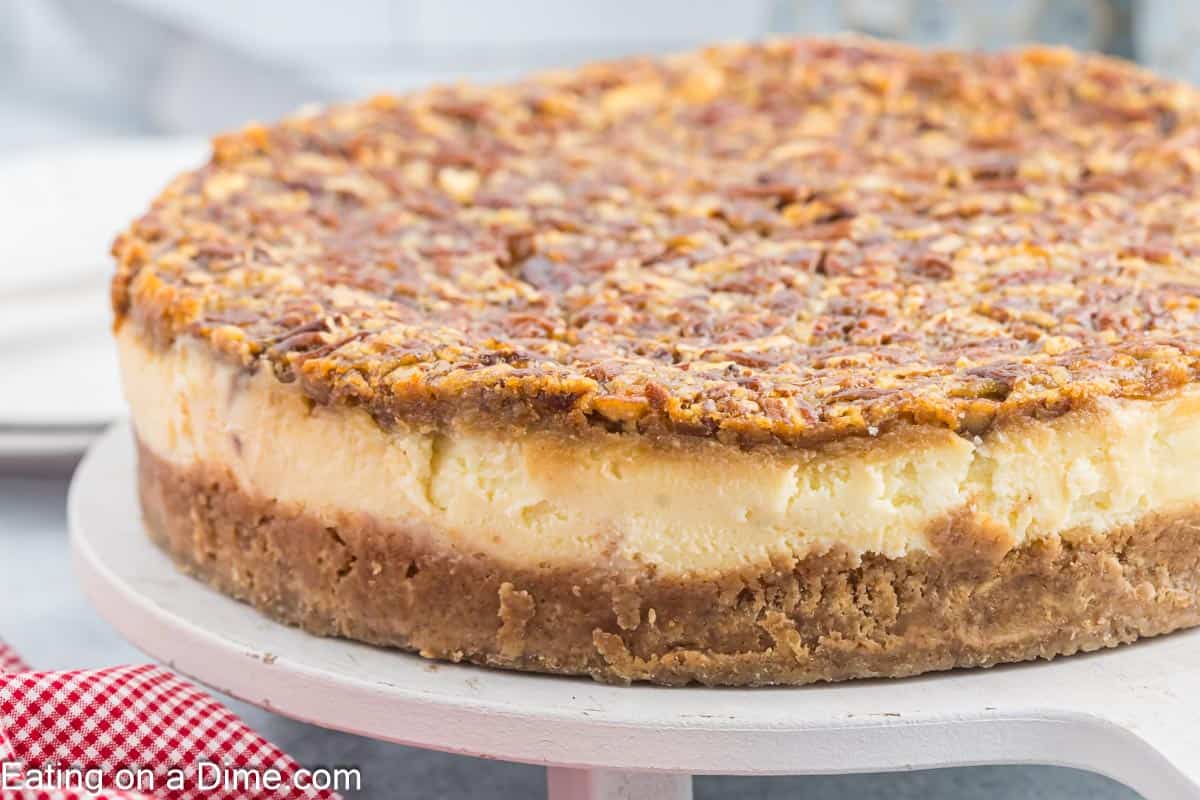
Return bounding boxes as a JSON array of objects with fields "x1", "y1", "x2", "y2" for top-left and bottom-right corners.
[{"x1": 113, "y1": 37, "x2": 1200, "y2": 448}]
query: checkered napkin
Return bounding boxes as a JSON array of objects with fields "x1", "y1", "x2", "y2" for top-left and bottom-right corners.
[{"x1": 0, "y1": 641, "x2": 339, "y2": 800}]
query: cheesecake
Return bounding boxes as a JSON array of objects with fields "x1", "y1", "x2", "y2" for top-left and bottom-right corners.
[{"x1": 112, "y1": 38, "x2": 1200, "y2": 686}]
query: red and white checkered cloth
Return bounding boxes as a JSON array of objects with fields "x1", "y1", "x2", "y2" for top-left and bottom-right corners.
[
  {"x1": 0, "y1": 641, "x2": 340, "y2": 800},
  {"x1": 0, "y1": 649, "x2": 27, "y2": 677}
]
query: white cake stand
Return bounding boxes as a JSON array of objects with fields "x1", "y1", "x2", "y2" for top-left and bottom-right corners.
[{"x1": 69, "y1": 423, "x2": 1200, "y2": 800}]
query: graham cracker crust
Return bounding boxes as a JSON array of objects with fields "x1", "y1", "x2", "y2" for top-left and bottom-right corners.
[{"x1": 136, "y1": 436, "x2": 1200, "y2": 686}]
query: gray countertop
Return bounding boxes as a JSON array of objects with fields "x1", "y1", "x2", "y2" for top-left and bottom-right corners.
[{"x1": 0, "y1": 465, "x2": 1141, "y2": 800}]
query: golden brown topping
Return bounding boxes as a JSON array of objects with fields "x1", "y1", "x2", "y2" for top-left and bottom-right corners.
[{"x1": 113, "y1": 37, "x2": 1200, "y2": 448}]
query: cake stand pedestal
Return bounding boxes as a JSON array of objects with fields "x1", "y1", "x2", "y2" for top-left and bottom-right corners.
[{"x1": 69, "y1": 424, "x2": 1200, "y2": 800}]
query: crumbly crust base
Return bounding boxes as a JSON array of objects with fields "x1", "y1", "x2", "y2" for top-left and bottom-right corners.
[{"x1": 136, "y1": 436, "x2": 1200, "y2": 685}]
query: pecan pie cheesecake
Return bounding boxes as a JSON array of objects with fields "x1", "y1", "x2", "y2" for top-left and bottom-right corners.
[{"x1": 112, "y1": 38, "x2": 1200, "y2": 686}]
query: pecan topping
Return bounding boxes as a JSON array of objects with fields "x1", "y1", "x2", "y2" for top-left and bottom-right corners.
[{"x1": 113, "y1": 38, "x2": 1200, "y2": 448}]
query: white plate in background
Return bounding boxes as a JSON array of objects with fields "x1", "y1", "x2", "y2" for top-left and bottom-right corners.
[{"x1": 0, "y1": 138, "x2": 208, "y2": 453}]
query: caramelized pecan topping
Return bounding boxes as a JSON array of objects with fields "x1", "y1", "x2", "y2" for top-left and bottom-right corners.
[{"x1": 113, "y1": 38, "x2": 1200, "y2": 447}]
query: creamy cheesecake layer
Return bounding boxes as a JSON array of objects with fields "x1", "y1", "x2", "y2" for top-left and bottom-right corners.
[{"x1": 118, "y1": 327, "x2": 1200, "y2": 574}]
